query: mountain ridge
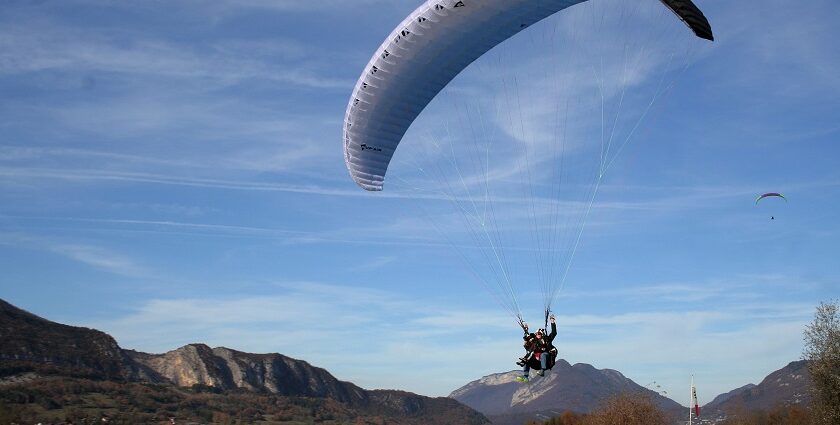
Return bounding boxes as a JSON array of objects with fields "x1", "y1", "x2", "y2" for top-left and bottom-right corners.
[
  {"x1": 450, "y1": 358, "x2": 684, "y2": 425},
  {"x1": 0, "y1": 298, "x2": 487, "y2": 424},
  {"x1": 701, "y1": 360, "x2": 811, "y2": 420},
  {"x1": 450, "y1": 357, "x2": 813, "y2": 425}
]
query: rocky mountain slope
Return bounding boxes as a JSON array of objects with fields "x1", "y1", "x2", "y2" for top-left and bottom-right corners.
[
  {"x1": 0, "y1": 298, "x2": 487, "y2": 424},
  {"x1": 0, "y1": 298, "x2": 162, "y2": 382},
  {"x1": 127, "y1": 344, "x2": 367, "y2": 404},
  {"x1": 451, "y1": 358, "x2": 813, "y2": 425},
  {"x1": 702, "y1": 360, "x2": 811, "y2": 419},
  {"x1": 705, "y1": 383, "x2": 756, "y2": 407}
]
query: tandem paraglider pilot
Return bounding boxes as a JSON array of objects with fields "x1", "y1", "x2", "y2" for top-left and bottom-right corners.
[{"x1": 516, "y1": 314, "x2": 557, "y2": 383}]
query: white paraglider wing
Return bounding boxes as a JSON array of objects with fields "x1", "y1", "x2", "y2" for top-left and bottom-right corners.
[{"x1": 343, "y1": 0, "x2": 712, "y2": 191}]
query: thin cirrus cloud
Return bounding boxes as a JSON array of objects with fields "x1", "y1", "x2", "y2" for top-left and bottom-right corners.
[
  {"x1": 0, "y1": 18, "x2": 349, "y2": 90},
  {"x1": 0, "y1": 232, "x2": 149, "y2": 278},
  {"x1": 39, "y1": 100, "x2": 336, "y2": 174},
  {"x1": 560, "y1": 312, "x2": 808, "y2": 404},
  {"x1": 78, "y1": 278, "x2": 817, "y2": 398},
  {"x1": 0, "y1": 182, "x2": 772, "y2": 253},
  {"x1": 46, "y1": 243, "x2": 148, "y2": 278},
  {"x1": 81, "y1": 281, "x2": 525, "y2": 395},
  {"x1": 87, "y1": 280, "x2": 484, "y2": 351},
  {"x1": 0, "y1": 167, "x2": 357, "y2": 196},
  {"x1": 1, "y1": 17, "x2": 346, "y2": 174}
]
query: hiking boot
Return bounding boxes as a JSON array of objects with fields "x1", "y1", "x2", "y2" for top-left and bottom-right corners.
[{"x1": 515, "y1": 376, "x2": 529, "y2": 383}]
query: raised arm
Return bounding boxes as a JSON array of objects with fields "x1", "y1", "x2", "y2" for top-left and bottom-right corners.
[{"x1": 548, "y1": 315, "x2": 557, "y2": 341}]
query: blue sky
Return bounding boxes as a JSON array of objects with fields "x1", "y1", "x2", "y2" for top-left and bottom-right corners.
[{"x1": 1, "y1": 0, "x2": 839, "y2": 404}]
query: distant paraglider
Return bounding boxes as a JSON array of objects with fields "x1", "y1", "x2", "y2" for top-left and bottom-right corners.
[{"x1": 756, "y1": 192, "x2": 786, "y2": 220}]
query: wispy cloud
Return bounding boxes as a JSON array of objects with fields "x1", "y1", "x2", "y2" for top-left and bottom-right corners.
[
  {"x1": 0, "y1": 18, "x2": 349, "y2": 89},
  {"x1": 559, "y1": 309, "x2": 809, "y2": 404},
  {"x1": 0, "y1": 232, "x2": 149, "y2": 278},
  {"x1": 164, "y1": 0, "x2": 396, "y2": 15},
  {"x1": 47, "y1": 243, "x2": 147, "y2": 277},
  {"x1": 0, "y1": 167, "x2": 355, "y2": 195},
  {"x1": 77, "y1": 278, "x2": 817, "y2": 399},
  {"x1": 347, "y1": 255, "x2": 398, "y2": 272},
  {"x1": 0, "y1": 6, "x2": 349, "y2": 178}
]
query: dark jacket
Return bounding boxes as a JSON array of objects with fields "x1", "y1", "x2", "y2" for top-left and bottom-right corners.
[{"x1": 523, "y1": 333, "x2": 537, "y2": 352}]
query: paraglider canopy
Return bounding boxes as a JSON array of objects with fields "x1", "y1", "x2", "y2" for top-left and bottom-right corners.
[
  {"x1": 756, "y1": 193, "x2": 786, "y2": 220},
  {"x1": 343, "y1": 0, "x2": 714, "y2": 191},
  {"x1": 755, "y1": 193, "x2": 787, "y2": 204}
]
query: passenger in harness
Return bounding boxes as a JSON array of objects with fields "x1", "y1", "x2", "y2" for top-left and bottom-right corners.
[{"x1": 517, "y1": 332, "x2": 537, "y2": 367}]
